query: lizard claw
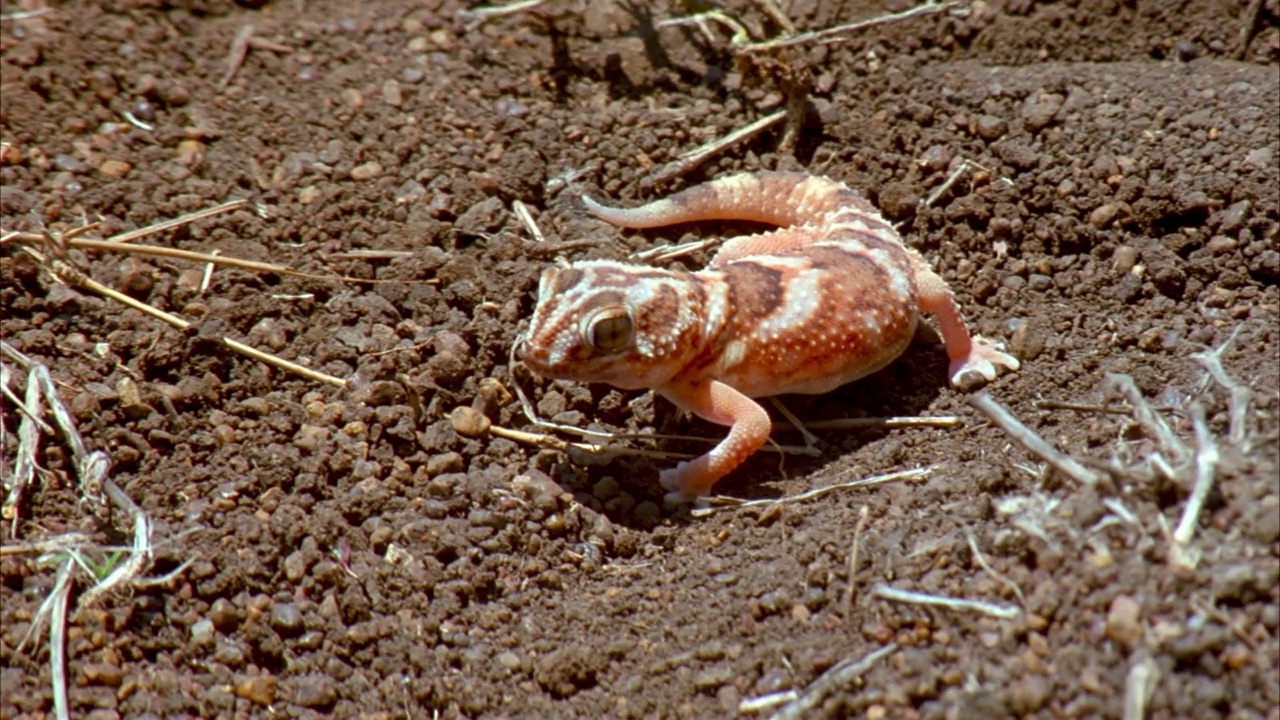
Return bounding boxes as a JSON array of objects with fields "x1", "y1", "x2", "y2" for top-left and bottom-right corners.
[{"x1": 949, "y1": 340, "x2": 1020, "y2": 388}]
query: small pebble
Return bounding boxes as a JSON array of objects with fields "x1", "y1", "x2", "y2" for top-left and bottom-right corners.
[
  {"x1": 340, "y1": 88, "x2": 364, "y2": 108},
  {"x1": 270, "y1": 603, "x2": 305, "y2": 637},
  {"x1": 1089, "y1": 203, "x2": 1122, "y2": 229},
  {"x1": 382, "y1": 79, "x2": 403, "y2": 106},
  {"x1": 98, "y1": 159, "x2": 132, "y2": 178},
  {"x1": 79, "y1": 662, "x2": 124, "y2": 687},
  {"x1": 1112, "y1": 245, "x2": 1140, "y2": 275},
  {"x1": 497, "y1": 651, "x2": 521, "y2": 670},
  {"x1": 1021, "y1": 92, "x2": 1063, "y2": 131},
  {"x1": 234, "y1": 675, "x2": 277, "y2": 706},
  {"x1": 289, "y1": 674, "x2": 338, "y2": 708},
  {"x1": 693, "y1": 664, "x2": 734, "y2": 692},
  {"x1": 208, "y1": 598, "x2": 242, "y2": 632},
  {"x1": 974, "y1": 114, "x2": 1007, "y2": 140},
  {"x1": 350, "y1": 161, "x2": 383, "y2": 181},
  {"x1": 450, "y1": 406, "x2": 491, "y2": 437},
  {"x1": 190, "y1": 618, "x2": 215, "y2": 645},
  {"x1": 1105, "y1": 595, "x2": 1143, "y2": 650}
]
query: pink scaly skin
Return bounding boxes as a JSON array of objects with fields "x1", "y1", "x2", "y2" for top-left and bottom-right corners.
[{"x1": 518, "y1": 171, "x2": 1019, "y2": 503}]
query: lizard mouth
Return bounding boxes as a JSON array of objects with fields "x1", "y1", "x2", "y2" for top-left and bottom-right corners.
[{"x1": 510, "y1": 331, "x2": 546, "y2": 373}]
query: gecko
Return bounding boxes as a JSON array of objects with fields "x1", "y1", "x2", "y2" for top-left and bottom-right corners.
[{"x1": 516, "y1": 171, "x2": 1019, "y2": 503}]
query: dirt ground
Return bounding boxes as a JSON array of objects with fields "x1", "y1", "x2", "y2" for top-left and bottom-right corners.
[{"x1": 2, "y1": 0, "x2": 1278, "y2": 718}]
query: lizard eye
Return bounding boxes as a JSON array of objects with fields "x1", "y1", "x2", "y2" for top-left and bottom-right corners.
[{"x1": 583, "y1": 306, "x2": 632, "y2": 353}]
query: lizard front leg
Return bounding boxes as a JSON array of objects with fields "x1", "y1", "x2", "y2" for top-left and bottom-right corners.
[{"x1": 657, "y1": 380, "x2": 772, "y2": 503}]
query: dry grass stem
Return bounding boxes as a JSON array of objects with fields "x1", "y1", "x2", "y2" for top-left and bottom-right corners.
[
  {"x1": 742, "y1": 1, "x2": 959, "y2": 53},
  {"x1": 24, "y1": 248, "x2": 347, "y2": 388},
  {"x1": 487, "y1": 424, "x2": 693, "y2": 462},
  {"x1": 692, "y1": 466, "x2": 933, "y2": 516},
  {"x1": 1106, "y1": 374, "x2": 1188, "y2": 466},
  {"x1": 99, "y1": 198, "x2": 249, "y2": 243},
  {"x1": 656, "y1": 12, "x2": 751, "y2": 46},
  {"x1": 629, "y1": 237, "x2": 721, "y2": 263},
  {"x1": 48, "y1": 560, "x2": 73, "y2": 720},
  {"x1": 1191, "y1": 326, "x2": 1252, "y2": 447},
  {"x1": 0, "y1": 7, "x2": 53, "y2": 20},
  {"x1": 738, "y1": 690, "x2": 799, "y2": 714},
  {"x1": 769, "y1": 397, "x2": 820, "y2": 447},
  {"x1": 325, "y1": 249, "x2": 415, "y2": 260},
  {"x1": 644, "y1": 109, "x2": 787, "y2": 185},
  {"x1": 0, "y1": 533, "x2": 94, "y2": 557},
  {"x1": 922, "y1": 158, "x2": 977, "y2": 208},
  {"x1": 1034, "y1": 399, "x2": 1141, "y2": 415},
  {"x1": 781, "y1": 415, "x2": 962, "y2": 430},
  {"x1": 3, "y1": 361, "x2": 41, "y2": 530},
  {"x1": 512, "y1": 199, "x2": 546, "y2": 243},
  {"x1": 1235, "y1": 0, "x2": 1265, "y2": 59},
  {"x1": 457, "y1": 0, "x2": 548, "y2": 25},
  {"x1": 1170, "y1": 403, "x2": 1219, "y2": 568},
  {"x1": 872, "y1": 584, "x2": 1021, "y2": 619},
  {"x1": 220, "y1": 24, "x2": 254, "y2": 89},
  {"x1": 844, "y1": 505, "x2": 871, "y2": 617},
  {"x1": 767, "y1": 643, "x2": 898, "y2": 720},
  {"x1": 1122, "y1": 652, "x2": 1160, "y2": 720},
  {"x1": 970, "y1": 391, "x2": 1103, "y2": 486},
  {"x1": 965, "y1": 530, "x2": 1025, "y2": 607}
]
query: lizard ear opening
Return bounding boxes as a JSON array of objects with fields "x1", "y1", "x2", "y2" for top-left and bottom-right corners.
[{"x1": 583, "y1": 306, "x2": 633, "y2": 354}]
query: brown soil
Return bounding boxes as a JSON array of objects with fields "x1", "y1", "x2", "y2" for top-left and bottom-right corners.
[{"x1": 2, "y1": 1, "x2": 1278, "y2": 718}]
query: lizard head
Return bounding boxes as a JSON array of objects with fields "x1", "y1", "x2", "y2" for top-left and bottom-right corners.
[{"x1": 517, "y1": 260, "x2": 704, "y2": 390}]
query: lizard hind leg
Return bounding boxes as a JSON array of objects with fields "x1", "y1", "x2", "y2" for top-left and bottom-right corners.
[{"x1": 906, "y1": 248, "x2": 1020, "y2": 386}]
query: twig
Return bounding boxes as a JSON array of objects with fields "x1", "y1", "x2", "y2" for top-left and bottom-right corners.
[
  {"x1": 770, "y1": 397, "x2": 820, "y2": 448},
  {"x1": 767, "y1": 643, "x2": 897, "y2": 720},
  {"x1": 81, "y1": 480, "x2": 153, "y2": 606},
  {"x1": 457, "y1": 0, "x2": 548, "y2": 24},
  {"x1": 3, "y1": 361, "x2": 42, "y2": 532},
  {"x1": 741, "y1": 1, "x2": 958, "y2": 53},
  {"x1": 0, "y1": 533, "x2": 95, "y2": 557},
  {"x1": 872, "y1": 584, "x2": 1021, "y2": 619},
  {"x1": 47, "y1": 560, "x2": 74, "y2": 720},
  {"x1": 692, "y1": 466, "x2": 933, "y2": 516},
  {"x1": 629, "y1": 237, "x2": 721, "y2": 263},
  {"x1": 27, "y1": 248, "x2": 346, "y2": 388},
  {"x1": 739, "y1": 690, "x2": 799, "y2": 714},
  {"x1": 1234, "y1": 0, "x2": 1265, "y2": 60},
  {"x1": 656, "y1": 12, "x2": 751, "y2": 46},
  {"x1": 970, "y1": 392, "x2": 1102, "y2": 486},
  {"x1": 1, "y1": 233, "x2": 358, "y2": 283},
  {"x1": 488, "y1": 424, "x2": 692, "y2": 461},
  {"x1": 1033, "y1": 399, "x2": 1140, "y2": 415},
  {"x1": 965, "y1": 530, "x2": 1025, "y2": 608},
  {"x1": 1190, "y1": 325, "x2": 1252, "y2": 448},
  {"x1": 0, "y1": 8, "x2": 53, "y2": 21},
  {"x1": 844, "y1": 505, "x2": 870, "y2": 617},
  {"x1": 100, "y1": 198, "x2": 247, "y2": 244},
  {"x1": 1122, "y1": 651, "x2": 1160, "y2": 720},
  {"x1": 219, "y1": 25, "x2": 255, "y2": 90},
  {"x1": 121, "y1": 110, "x2": 154, "y2": 132},
  {"x1": 922, "y1": 159, "x2": 973, "y2": 208},
  {"x1": 644, "y1": 109, "x2": 787, "y2": 185},
  {"x1": 782, "y1": 415, "x2": 962, "y2": 431},
  {"x1": 1106, "y1": 374, "x2": 1189, "y2": 466},
  {"x1": 1169, "y1": 403, "x2": 1219, "y2": 570},
  {"x1": 512, "y1": 200, "x2": 545, "y2": 243}
]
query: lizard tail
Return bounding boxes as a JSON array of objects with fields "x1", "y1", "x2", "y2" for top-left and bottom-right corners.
[{"x1": 581, "y1": 171, "x2": 876, "y2": 230}]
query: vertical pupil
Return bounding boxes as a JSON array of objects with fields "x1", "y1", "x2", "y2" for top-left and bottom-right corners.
[{"x1": 592, "y1": 314, "x2": 630, "y2": 350}]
